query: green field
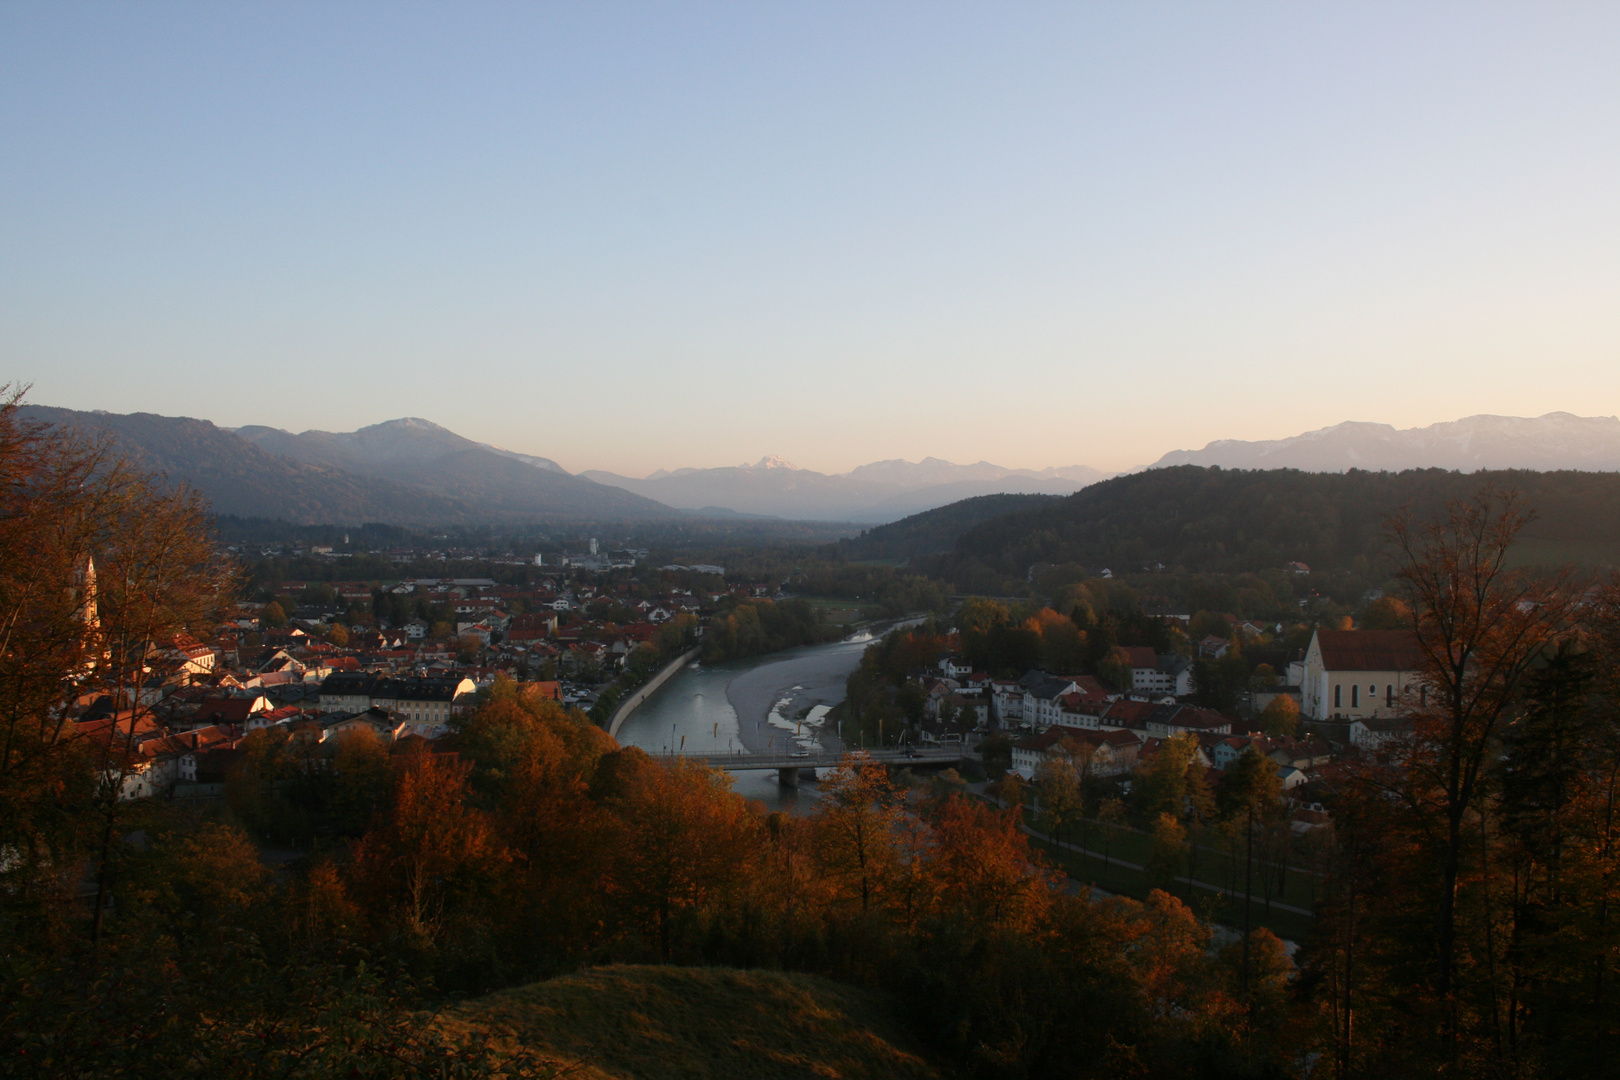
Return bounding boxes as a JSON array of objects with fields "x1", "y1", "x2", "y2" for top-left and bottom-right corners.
[
  {"x1": 800, "y1": 595, "x2": 887, "y2": 624},
  {"x1": 1026, "y1": 814, "x2": 1319, "y2": 944},
  {"x1": 441, "y1": 965, "x2": 941, "y2": 1080},
  {"x1": 1508, "y1": 534, "x2": 1620, "y2": 570}
]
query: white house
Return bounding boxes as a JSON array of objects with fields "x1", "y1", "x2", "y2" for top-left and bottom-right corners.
[
  {"x1": 1300, "y1": 629, "x2": 1423, "y2": 721},
  {"x1": 990, "y1": 679, "x2": 1025, "y2": 723},
  {"x1": 1011, "y1": 727, "x2": 1142, "y2": 780},
  {"x1": 369, "y1": 675, "x2": 477, "y2": 728}
]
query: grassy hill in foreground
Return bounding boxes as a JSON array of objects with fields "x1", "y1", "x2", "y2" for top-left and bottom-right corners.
[{"x1": 440, "y1": 965, "x2": 942, "y2": 1080}]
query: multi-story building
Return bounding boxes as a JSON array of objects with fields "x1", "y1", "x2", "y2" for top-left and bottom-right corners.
[{"x1": 1300, "y1": 629, "x2": 1423, "y2": 721}]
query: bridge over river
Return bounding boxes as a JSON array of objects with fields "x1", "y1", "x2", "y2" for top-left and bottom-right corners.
[{"x1": 673, "y1": 747, "x2": 968, "y2": 787}]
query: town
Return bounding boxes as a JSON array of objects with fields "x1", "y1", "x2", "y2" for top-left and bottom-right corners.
[
  {"x1": 10, "y1": 5, "x2": 1617, "y2": 1075},
  {"x1": 83, "y1": 523, "x2": 1422, "y2": 880}
]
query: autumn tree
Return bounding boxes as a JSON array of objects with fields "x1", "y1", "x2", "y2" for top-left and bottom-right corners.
[
  {"x1": 0, "y1": 389, "x2": 234, "y2": 941},
  {"x1": 1034, "y1": 745, "x2": 1084, "y2": 847},
  {"x1": 1389, "y1": 487, "x2": 1573, "y2": 1036},
  {"x1": 1097, "y1": 795, "x2": 1127, "y2": 868},
  {"x1": 1360, "y1": 594, "x2": 1412, "y2": 631},
  {"x1": 118, "y1": 819, "x2": 270, "y2": 946},
  {"x1": 925, "y1": 794, "x2": 1056, "y2": 936},
  {"x1": 1259, "y1": 693, "x2": 1300, "y2": 736},
  {"x1": 1131, "y1": 731, "x2": 1200, "y2": 823},
  {"x1": 956, "y1": 597, "x2": 1012, "y2": 670},
  {"x1": 593, "y1": 749, "x2": 762, "y2": 960},
  {"x1": 349, "y1": 745, "x2": 508, "y2": 950},
  {"x1": 813, "y1": 754, "x2": 903, "y2": 914},
  {"x1": 1217, "y1": 746, "x2": 1284, "y2": 997},
  {"x1": 1145, "y1": 812, "x2": 1188, "y2": 894},
  {"x1": 459, "y1": 680, "x2": 618, "y2": 967},
  {"x1": 1096, "y1": 647, "x2": 1134, "y2": 692}
]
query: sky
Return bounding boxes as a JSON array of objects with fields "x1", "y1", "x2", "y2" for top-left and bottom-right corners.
[{"x1": 3, "y1": 3, "x2": 1618, "y2": 476}]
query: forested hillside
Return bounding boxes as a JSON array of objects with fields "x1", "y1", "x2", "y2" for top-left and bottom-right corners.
[
  {"x1": 829, "y1": 492, "x2": 1062, "y2": 561},
  {"x1": 927, "y1": 466, "x2": 1620, "y2": 583}
]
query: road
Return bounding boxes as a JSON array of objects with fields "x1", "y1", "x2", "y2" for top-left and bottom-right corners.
[{"x1": 677, "y1": 747, "x2": 967, "y2": 771}]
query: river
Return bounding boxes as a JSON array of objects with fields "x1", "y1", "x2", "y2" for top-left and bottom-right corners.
[{"x1": 613, "y1": 629, "x2": 884, "y2": 812}]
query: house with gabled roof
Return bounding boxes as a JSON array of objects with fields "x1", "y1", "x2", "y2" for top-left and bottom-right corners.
[
  {"x1": 1099, "y1": 699, "x2": 1158, "y2": 732},
  {"x1": 986, "y1": 679, "x2": 1023, "y2": 724},
  {"x1": 319, "y1": 707, "x2": 401, "y2": 742},
  {"x1": 1011, "y1": 727, "x2": 1143, "y2": 779},
  {"x1": 1143, "y1": 704, "x2": 1232, "y2": 739},
  {"x1": 1300, "y1": 629, "x2": 1424, "y2": 721}
]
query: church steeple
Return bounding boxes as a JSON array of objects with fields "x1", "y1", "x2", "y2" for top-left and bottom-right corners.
[{"x1": 70, "y1": 554, "x2": 98, "y2": 631}]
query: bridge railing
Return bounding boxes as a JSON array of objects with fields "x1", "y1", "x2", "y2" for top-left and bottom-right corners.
[{"x1": 673, "y1": 748, "x2": 967, "y2": 770}]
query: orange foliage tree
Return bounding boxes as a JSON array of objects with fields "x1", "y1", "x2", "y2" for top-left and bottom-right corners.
[
  {"x1": 350, "y1": 744, "x2": 508, "y2": 949},
  {"x1": 922, "y1": 794, "x2": 1057, "y2": 937},
  {"x1": 593, "y1": 748, "x2": 763, "y2": 959}
]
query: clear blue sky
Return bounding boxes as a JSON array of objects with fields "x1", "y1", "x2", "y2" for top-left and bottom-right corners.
[{"x1": 3, "y1": 3, "x2": 1617, "y2": 475}]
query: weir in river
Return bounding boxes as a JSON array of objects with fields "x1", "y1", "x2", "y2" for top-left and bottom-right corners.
[{"x1": 612, "y1": 630, "x2": 879, "y2": 812}]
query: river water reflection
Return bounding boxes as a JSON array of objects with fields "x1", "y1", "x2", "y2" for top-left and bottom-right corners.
[{"x1": 614, "y1": 630, "x2": 881, "y2": 813}]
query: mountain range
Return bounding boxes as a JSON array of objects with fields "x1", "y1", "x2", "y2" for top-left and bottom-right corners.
[
  {"x1": 24, "y1": 405, "x2": 1620, "y2": 528},
  {"x1": 19, "y1": 406, "x2": 1105, "y2": 526},
  {"x1": 581, "y1": 457, "x2": 1106, "y2": 522},
  {"x1": 1151, "y1": 412, "x2": 1620, "y2": 473},
  {"x1": 21, "y1": 408, "x2": 671, "y2": 525}
]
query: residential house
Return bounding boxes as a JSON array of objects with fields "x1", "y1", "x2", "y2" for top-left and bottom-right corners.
[
  {"x1": 1097, "y1": 699, "x2": 1159, "y2": 733},
  {"x1": 320, "y1": 707, "x2": 401, "y2": 742},
  {"x1": 166, "y1": 634, "x2": 218, "y2": 681},
  {"x1": 1299, "y1": 629, "x2": 1424, "y2": 721},
  {"x1": 1278, "y1": 765, "x2": 1309, "y2": 790},
  {"x1": 1011, "y1": 727, "x2": 1143, "y2": 779},
  {"x1": 456, "y1": 620, "x2": 494, "y2": 644},
  {"x1": 1143, "y1": 704, "x2": 1232, "y2": 739},
  {"x1": 319, "y1": 672, "x2": 379, "y2": 713},
  {"x1": 369, "y1": 675, "x2": 478, "y2": 728},
  {"x1": 990, "y1": 679, "x2": 1025, "y2": 723},
  {"x1": 1023, "y1": 675, "x2": 1081, "y2": 729},
  {"x1": 192, "y1": 694, "x2": 270, "y2": 728},
  {"x1": 1111, "y1": 647, "x2": 1195, "y2": 697}
]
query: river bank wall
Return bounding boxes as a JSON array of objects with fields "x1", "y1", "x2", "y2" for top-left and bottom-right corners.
[{"x1": 605, "y1": 646, "x2": 702, "y2": 739}]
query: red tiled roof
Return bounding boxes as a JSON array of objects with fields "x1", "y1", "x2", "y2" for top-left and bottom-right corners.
[
  {"x1": 1317, "y1": 630, "x2": 1422, "y2": 672},
  {"x1": 1102, "y1": 700, "x2": 1156, "y2": 725},
  {"x1": 1121, "y1": 646, "x2": 1158, "y2": 669},
  {"x1": 198, "y1": 698, "x2": 265, "y2": 723}
]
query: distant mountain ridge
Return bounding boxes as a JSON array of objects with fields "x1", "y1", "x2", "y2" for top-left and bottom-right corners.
[
  {"x1": 29, "y1": 404, "x2": 1620, "y2": 527},
  {"x1": 22, "y1": 407, "x2": 473, "y2": 524},
  {"x1": 1152, "y1": 412, "x2": 1620, "y2": 473},
  {"x1": 583, "y1": 457, "x2": 1109, "y2": 522},
  {"x1": 25, "y1": 405, "x2": 1106, "y2": 526},
  {"x1": 928, "y1": 465, "x2": 1620, "y2": 584},
  {"x1": 234, "y1": 418, "x2": 672, "y2": 521},
  {"x1": 23, "y1": 408, "x2": 674, "y2": 525}
]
